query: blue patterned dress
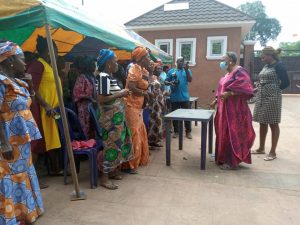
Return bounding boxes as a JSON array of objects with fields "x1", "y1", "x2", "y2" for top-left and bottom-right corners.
[{"x1": 0, "y1": 74, "x2": 44, "y2": 225}]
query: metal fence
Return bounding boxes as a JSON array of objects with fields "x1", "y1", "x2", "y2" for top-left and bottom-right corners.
[{"x1": 250, "y1": 50, "x2": 300, "y2": 94}]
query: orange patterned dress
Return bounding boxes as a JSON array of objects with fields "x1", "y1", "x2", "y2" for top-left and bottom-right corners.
[
  {"x1": 123, "y1": 64, "x2": 149, "y2": 170},
  {"x1": 0, "y1": 74, "x2": 44, "y2": 224}
]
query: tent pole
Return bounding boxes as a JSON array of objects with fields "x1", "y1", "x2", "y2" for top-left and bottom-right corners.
[{"x1": 45, "y1": 24, "x2": 86, "y2": 201}]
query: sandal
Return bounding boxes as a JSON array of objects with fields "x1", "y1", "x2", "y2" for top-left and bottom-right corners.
[
  {"x1": 100, "y1": 182, "x2": 119, "y2": 190},
  {"x1": 219, "y1": 164, "x2": 237, "y2": 170},
  {"x1": 251, "y1": 149, "x2": 265, "y2": 154},
  {"x1": 264, "y1": 155, "x2": 277, "y2": 161}
]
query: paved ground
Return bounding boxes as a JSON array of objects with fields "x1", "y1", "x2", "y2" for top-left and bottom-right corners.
[{"x1": 35, "y1": 96, "x2": 300, "y2": 225}]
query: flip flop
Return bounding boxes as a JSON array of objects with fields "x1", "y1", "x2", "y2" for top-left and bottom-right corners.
[
  {"x1": 219, "y1": 164, "x2": 237, "y2": 170},
  {"x1": 264, "y1": 155, "x2": 277, "y2": 161},
  {"x1": 100, "y1": 182, "x2": 119, "y2": 190},
  {"x1": 251, "y1": 149, "x2": 265, "y2": 154}
]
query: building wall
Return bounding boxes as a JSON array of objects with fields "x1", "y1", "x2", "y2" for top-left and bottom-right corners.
[{"x1": 138, "y1": 27, "x2": 242, "y2": 105}]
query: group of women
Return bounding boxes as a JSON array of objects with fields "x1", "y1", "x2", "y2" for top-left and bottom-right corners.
[
  {"x1": 0, "y1": 36, "x2": 289, "y2": 224},
  {"x1": 211, "y1": 47, "x2": 289, "y2": 170}
]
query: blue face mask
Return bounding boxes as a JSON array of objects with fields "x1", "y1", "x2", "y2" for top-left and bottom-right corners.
[{"x1": 219, "y1": 61, "x2": 228, "y2": 70}]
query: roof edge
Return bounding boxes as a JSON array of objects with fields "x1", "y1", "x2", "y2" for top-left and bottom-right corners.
[{"x1": 126, "y1": 20, "x2": 256, "y2": 32}]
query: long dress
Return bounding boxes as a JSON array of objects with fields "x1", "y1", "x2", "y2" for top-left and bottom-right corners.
[
  {"x1": 97, "y1": 72, "x2": 133, "y2": 173},
  {"x1": 73, "y1": 74, "x2": 95, "y2": 139},
  {"x1": 148, "y1": 80, "x2": 164, "y2": 145},
  {"x1": 0, "y1": 75, "x2": 44, "y2": 225},
  {"x1": 253, "y1": 63, "x2": 282, "y2": 124},
  {"x1": 123, "y1": 64, "x2": 149, "y2": 169},
  {"x1": 27, "y1": 58, "x2": 61, "y2": 151},
  {"x1": 215, "y1": 66, "x2": 255, "y2": 167}
]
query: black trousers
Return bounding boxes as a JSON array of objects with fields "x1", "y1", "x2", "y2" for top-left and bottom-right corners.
[{"x1": 171, "y1": 101, "x2": 191, "y2": 133}]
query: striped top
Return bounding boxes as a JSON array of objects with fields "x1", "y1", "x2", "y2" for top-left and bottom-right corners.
[{"x1": 96, "y1": 72, "x2": 122, "y2": 95}]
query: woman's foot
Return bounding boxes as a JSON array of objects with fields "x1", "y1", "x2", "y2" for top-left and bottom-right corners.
[
  {"x1": 121, "y1": 168, "x2": 138, "y2": 174},
  {"x1": 109, "y1": 171, "x2": 123, "y2": 180},
  {"x1": 100, "y1": 182, "x2": 119, "y2": 190},
  {"x1": 264, "y1": 153, "x2": 277, "y2": 161},
  {"x1": 219, "y1": 164, "x2": 238, "y2": 170},
  {"x1": 251, "y1": 148, "x2": 265, "y2": 154}
]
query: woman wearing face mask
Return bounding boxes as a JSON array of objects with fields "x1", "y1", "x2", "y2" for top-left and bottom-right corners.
[{"x1": 209, "y1": 52, "x2": 255, "y2": 170}]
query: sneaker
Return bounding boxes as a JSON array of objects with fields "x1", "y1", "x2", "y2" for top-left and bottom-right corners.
[
  {"x1": 186, "y1": 132, "x2": 192, "y2": 139},
  {"x1": 172, "y1": 133, "x2": 178, "y2": 138}
]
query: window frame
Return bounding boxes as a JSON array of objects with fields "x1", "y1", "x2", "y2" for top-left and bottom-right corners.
[
  {"x1": 155, "y1": 39, "x2": 173, "y2": 55},
  {"x1": 175, "y1": 38, "x2": 196, "y2": 66},
  {"x1": 206, "y1": 36, "x2": 228, "y2": 60}
]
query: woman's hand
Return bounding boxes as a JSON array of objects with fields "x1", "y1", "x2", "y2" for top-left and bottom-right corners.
[
  {"x1": 220, "y1": 91, "x2": 233, "y2": 100},
  {"x1": 209, "y1": 99, "x2": 217, "y2": 109},
  {"x1": 1, "y1": 142, "x2": 13, "y2": 160},
  {"x1": 45, "y1": 105, "x2": 56, "y2": 118},
  {"x1": 118, "y1": 89, "x2": 131, "y2": 98}
]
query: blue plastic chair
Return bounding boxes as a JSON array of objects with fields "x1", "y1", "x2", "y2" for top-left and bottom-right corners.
[{"x1": 55, "y1": 107, "x2": 100, "y2": 189}]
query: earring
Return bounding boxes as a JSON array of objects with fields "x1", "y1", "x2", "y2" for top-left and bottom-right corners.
[{"x1": 10, "y1": 64, "x2": 14, "y2": 67}]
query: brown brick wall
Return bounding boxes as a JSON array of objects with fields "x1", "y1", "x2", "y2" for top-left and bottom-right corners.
[{"x1": 138, "y1": 27, "x2": 242, "y2": 105}]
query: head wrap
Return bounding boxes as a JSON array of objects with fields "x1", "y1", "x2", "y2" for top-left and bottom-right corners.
[
  {"x1": 132, "y1": 46, "x2": 148, "y2": 62},
  {"x1": 0, "y1": 41, "x2": 23, "y2": 63},
  {"x1": 262, "y1": 46, "x2": 281, "y2": 61},
  {"x1": 97, "y1": 49, "x2": 115, "y2": 69}
]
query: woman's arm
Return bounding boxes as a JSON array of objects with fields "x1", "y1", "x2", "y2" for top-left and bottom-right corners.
[
  {"x1": 97, "y1": 89, "x2": 130, "y2": 104},
  {"x1": 127, "y1": 81, "x2": 148, "y2": 96}
]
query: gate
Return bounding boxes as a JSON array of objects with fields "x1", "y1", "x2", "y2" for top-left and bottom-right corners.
[{"x1": 250, "y1": 50, "x2": 300, "y2": 94}]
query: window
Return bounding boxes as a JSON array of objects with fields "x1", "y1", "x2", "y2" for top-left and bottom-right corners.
[
  {"x1": 176, "y1": 38, "x2": 196, "y2": 65},
  {"x1": 206, "y1": 36, "x2": 227, "y2": 60},
  {"x1": 155, "y1": 39, "x2": 173, "y2": 55}
]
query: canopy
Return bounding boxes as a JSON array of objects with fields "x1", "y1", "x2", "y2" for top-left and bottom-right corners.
[{"x1": 0, "y1": 0, "x2": 173, "y2": 63}]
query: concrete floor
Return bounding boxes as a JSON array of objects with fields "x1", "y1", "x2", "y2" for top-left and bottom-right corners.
[{"x1": 35, "y1": 96, "x2": 300, "y2": 225}]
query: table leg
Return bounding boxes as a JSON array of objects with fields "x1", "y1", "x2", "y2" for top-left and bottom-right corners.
[
  {"x1": 208, "y1": 117, "x2": 213, "y2": 154},
  {"x1": 200, "y1": 122, "x2": 208, "y2": 170},
  {"x1": 179, "y1": 120, "x2": 183, "y2": 150},
  {"x1": 166, "y1": 120, "x2": 171, "y2": 166},
  {"x1": 195, "y1": 100, "x2": 198, "y2": 126}
]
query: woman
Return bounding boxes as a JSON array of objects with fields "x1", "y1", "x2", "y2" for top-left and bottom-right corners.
[
  {"x1": 26, "y1": 36, "x2": 62, "y2": 175},
  {"x1": 148, "y1": 64, "x2": 165, "y2": 149},
  {"x1": 252, "y1": 47, "x2": 290, "y2": 161},
  {"x1": 123, "y1": 46, "x2": 151, "y2": 173},
  {"x1": 0, "y1": 41, "x2": 44, "y2": 224},
  {"x1": 73, "y1": 56, "x2": 96, "y2": 139},
  {"x1": 96, "y1": 49, "x2": 133, "y2": 190},
  {"x1": 210, "y1": 52, "x2": 255, "y2": 170}
]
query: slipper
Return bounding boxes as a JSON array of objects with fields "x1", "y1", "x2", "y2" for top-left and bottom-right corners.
[
  {"x1": 251, "y1": 149, "x2": 265, "y2": 154},
  {"x1": 100, "y1": 182, "x2": 119, "y2": 190},
  {"x1": 219, "y1": 164, "x2": 237, "y2": 170},
  {"x1": 264, "y1": 155, "x2": 277, "y2": 161}
]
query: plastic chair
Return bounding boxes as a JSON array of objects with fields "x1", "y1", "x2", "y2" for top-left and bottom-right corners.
[{"x1": 55, "y1": 107, "x2": 100, "y2": 188}]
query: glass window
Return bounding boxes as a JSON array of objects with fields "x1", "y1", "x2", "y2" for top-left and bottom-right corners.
[
  {"x1": 206, "y1": 36, "x2": 228, "y2": 60},
  {"x1": 155, "y1": 39, "x2": 173, "y2": 55},
  {"x1": 176, "y1": 38, "x2": 196, "y2": 65}
]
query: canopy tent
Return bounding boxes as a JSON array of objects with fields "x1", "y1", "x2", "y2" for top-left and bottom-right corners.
[
  {"x1": 0, "y1": 0, "x2": 173, "y2": 200},
  {"x1": 0, "y1": 0, "x2": 173, "y2": 63}
]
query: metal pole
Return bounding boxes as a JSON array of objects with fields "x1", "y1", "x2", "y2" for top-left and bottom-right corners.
[{"x1": 45, "y1": 24, "x2": 86, "y2": 201}]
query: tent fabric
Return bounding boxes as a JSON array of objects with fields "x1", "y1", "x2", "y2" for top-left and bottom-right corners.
[{"x1": 0, "y1": 0, "x2": 173, "y2": 63}]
